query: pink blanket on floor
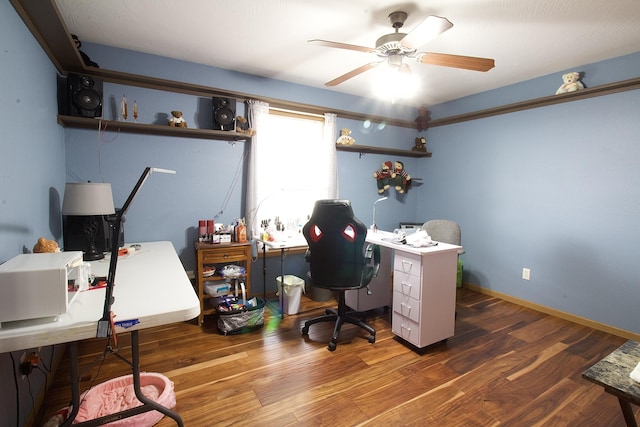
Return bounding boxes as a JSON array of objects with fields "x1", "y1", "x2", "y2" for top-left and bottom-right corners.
[{"x1": 72, "y1": 373, "x2": 175, "y2": 426}]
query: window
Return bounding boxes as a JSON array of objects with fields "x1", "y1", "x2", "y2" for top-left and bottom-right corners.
[{"x1": 246, "y1": 101, "x2": 336, "y2": 240}]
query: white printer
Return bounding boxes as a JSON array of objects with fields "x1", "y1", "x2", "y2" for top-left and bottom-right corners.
[{"x1": 0, "y1": 251, "x2": 85, "y2": 324}]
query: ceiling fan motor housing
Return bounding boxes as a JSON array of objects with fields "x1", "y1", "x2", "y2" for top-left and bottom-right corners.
[{"x1": 375, "y1": 33, "x2": 416, "y2": 57}]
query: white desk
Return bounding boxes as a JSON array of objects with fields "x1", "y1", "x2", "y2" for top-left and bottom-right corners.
[
  {"x1": 0, "y1": 241, "x2": 200, "y2": 425},
  {"x1": 366, "y1": 230, "x2": 462, "y2": 348}
]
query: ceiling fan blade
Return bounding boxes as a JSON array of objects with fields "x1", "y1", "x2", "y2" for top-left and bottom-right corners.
[
  {"x1": 308, "y1": 39, "x2": 376, "y2": 54},
  {"x1": 401, "y1": 15, "x2": 453, "y2": 50},
  {"x1": 417, "y1": 52, "x2": 495, "y2": 71},
  {"x1": 325, "y1": 62, "x2": 380, "y2": 86}
]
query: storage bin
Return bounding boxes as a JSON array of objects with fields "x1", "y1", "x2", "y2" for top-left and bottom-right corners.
[
  {"x1": 216, "y1": 297, "x2": 265, "y2": 335},
  {"x1": 276, "y1": 275, "x2": 305, "y2": 314}
]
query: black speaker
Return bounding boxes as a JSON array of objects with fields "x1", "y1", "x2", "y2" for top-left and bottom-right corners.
[
  {"x1": 212, "y1": 97, "x2": 236, "y2": 131},
  {"x1": 63, "y1": 213, "x2": 124, "y2": 259},
  {"x1": 57, "y1": 73, "x2": 103, "y2": 118}
]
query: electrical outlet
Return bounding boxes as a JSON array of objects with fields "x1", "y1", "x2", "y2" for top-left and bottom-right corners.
[{"x1": 522, "y1": 268, "x2": 531, "y2": 280}]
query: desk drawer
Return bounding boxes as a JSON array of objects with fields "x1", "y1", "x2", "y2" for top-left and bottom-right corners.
[
  {"x1": 393, "y1": 291, "x2": 420, "y2": 323},
  {"x1": 392, "y1": 312, "x2": 420, "y2": 346},
  {"x1": 393, "y1": 272, "x2": 421, "y2": 300},
  {"x1": 201, "y1": 247, "x2": 248, "y2": 264},
  {"x1": 394, "y1": 251, "x2": 422, "y2": 279}
]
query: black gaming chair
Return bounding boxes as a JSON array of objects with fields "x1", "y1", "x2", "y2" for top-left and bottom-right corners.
[{"x1": 301, "y1": 199, "x2": 380, "y2": 351}]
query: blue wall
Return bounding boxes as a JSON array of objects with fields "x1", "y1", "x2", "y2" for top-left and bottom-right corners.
[
  {"x1": 421, "y1": 74, "x2": 640, "y2": 334},
  {"x1": 1, "y1": 2, "x2": 66, "y2": 426}
]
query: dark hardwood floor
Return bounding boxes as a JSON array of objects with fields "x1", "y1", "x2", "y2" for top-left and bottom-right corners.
[{"x1": 40, "y1": 288, "x2": 638, "y2": 426}]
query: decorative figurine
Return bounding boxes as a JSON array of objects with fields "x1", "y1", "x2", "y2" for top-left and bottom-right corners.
[
  {"x1": 33, "y1": 237, "x2": 60, "y2": 253},
  {"x1": 392, "y1": 161, "x2": 411, "y2": 194},
  {"x1": 556, "y1": 71, "x2": 585, "y2": 95},
  {"x1": 235, "y1": 116, "x2": 255, "y2": 136},
  {"x1": 168, "y1": 110, "x2": 187, "y2": 127},
  {"x1": 415, "y1": 105, "x2": 431, "y2": 132},
  {"x1": 121, "y1": 95, "x2": 127, "y2": 121},
  {"x1": 373, "y1": 161, "x2": 393, "y2": 194},
  {"x1": 413, "y1": 136, "x2": 427, "y2": 152},
  {"x1": 336, "y1": 128, "x2": 355, "y2": 145}
]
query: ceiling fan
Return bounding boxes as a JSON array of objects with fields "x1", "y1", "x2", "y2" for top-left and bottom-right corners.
[{"x1": 309, "y1": 11, "x2": 495, "y2": 87}]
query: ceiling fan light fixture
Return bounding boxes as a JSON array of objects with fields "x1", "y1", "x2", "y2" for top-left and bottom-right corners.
[{"x1": 373, "y1": 63, "x2": 419, "y2": 102}]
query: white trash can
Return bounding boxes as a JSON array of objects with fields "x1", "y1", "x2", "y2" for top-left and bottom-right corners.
[{"x1": 276, "y1": 275, "x2": 305, "y2": 315}]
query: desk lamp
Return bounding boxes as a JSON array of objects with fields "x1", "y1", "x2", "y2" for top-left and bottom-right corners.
[
  {"x1": 62, "y1": 183, "x2": 116, "y2": 261},
  {"x1": 97, "y1": 167, "x2": 176, "y2": 338},
  {"x1": 371, "y1": 196, "x2": 388, "y2": 232}
]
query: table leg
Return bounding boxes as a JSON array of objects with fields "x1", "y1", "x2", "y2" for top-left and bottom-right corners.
[
  {"x1": 279, "y1": 248, "x2": 285, "y2": 319},
  {"x1": 130, "y1": 331, "x2": 184, "y2": 427},
  {"x1": 619, "y1": 398, "x2": 638, "y2": 427},
  {"x1": 262, "y1": 243, "x2": 266, "y2": 301},
  {"x1": 60, "y1": 342, "x2": 80, "y2": 426}
]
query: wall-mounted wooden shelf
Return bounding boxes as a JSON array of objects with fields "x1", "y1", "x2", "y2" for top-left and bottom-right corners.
[
  {"x1": 14, "y1": 0, "x2": 640, "y2": 139},
  {"x1": 429, "y1": 77, "x2": 640, "y2": 128},
  {"x1": 336, "y1": 144, "x2": 432, "y2": 158},
  {"x1": 57, "y1": 115, "x2": 251, "y2": 141}
]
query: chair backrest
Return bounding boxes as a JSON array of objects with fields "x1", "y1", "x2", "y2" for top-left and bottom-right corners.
[
  {"x1": 422, "y1": 219, "x2": 461, "y2": 245},
  {"x1": 303, "y1": 199, "x2": 375, "y2": 290}
]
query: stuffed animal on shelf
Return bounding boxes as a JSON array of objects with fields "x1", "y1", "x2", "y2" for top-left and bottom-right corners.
[
  {"x1": 373, "y1": 161, "x2": 393, "y2": 194},
  {"x1": 168, "y1": 110, "x2": 187, "y2": 127},
  {"x1": 336, "y1": 128, "x2": 355, "y2": 145},
  {"x1": 413, "y1": 136, "x2": 427, "y2": 152},
  {"x1": 392, "y1": 161, "x2": 411, "y2": 194},
  {"x1": 415, "y1": 105, "x2": 431, "y2": 132},
  {"x1": 235, "y1": 116, "x2": 255, "y2": 136},
  {"x1": 33, "y1": 237, "x2": 60, "y2": 253},
  {"x1": 556, "y1": 72, "x2": 585, "y2": 95}
]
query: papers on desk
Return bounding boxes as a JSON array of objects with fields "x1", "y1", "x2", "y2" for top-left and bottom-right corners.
[
  {"x1": 630, "y1": 362, "x2": 640, "y2": 383},
  {"x1": 381, "y1": 229, "x2": 438, "y2": 248}
]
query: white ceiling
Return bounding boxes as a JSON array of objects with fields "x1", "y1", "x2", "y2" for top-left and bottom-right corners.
[{"x1": 55, "y1": 0, "x2": 640, "y2": 106}]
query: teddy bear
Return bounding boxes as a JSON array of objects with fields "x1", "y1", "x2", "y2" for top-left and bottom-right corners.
[
  {"x1": 235, "y1": 116, "x2": 256, "y2": 136},
  {"x1": 33, "y1": 237, "x2": 60, "y2": 253},
  {"x1": 391, "y1": 161, "x2": 411, "y2": 193},
  {"x1": 168, "y1": 110, "x2": 187, "y2": 127},
  {"x1": 336, "y1": 128, "x2": 355, "y2": 145},
  {"x1": 556, "y1": 72, "x2": 584, "y2": 95},
  {"x1": 415, "y1": 105, "x2": 431, "y2": 132},
  {"x1": 413, "y1": 136, "x2": 427, "y2": 152},
  {"x1": 373, "y1": 161, "x2": 392, "y2": 194}
]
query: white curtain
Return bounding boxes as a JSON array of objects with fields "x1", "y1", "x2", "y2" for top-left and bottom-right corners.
[
  {"x1": 245, "y1": 104, "x2": 337, "y2": 240},
  {"x1": 246, "y1": 99, "x2": 270, "y2": 239},
  {"x1": 323, "y1": 112, "x2": 338, "y2": 198}
]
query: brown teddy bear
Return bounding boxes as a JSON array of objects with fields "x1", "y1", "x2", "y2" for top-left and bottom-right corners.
[
  {"x1": 168, "y1": 111, "x2": 187, "y2": 127},
  {"x1": 33, "y1": 237, "x2": 60, "y2": 253},
  {"x1": 415, "y1": 105, "x2": 431, "y2": 132},
  {"x1": 235, "y1": 116, "x2": 255, "y2": 136},
  {"x1": 413, "y1": 137, "x2": 427, "y2": 152}
]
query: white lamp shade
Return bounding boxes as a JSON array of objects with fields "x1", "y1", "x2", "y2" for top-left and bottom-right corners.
[{"x1": 62, "y1": 183, "x2": 115, "y2": 216}]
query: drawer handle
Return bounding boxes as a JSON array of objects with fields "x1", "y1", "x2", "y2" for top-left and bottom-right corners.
[
  {"x1": 401, "y1": 281, "x2": 412, "y2": 292},
  {"x1": 401, "y1": 324, "x2": 411, "y2": 333},
  {"x1": 400, "y1": 302, "x2": 412, "y2": 312},
  {"x1": 401, "y1": 259, "x2": 413, "y2": 273},
  {"x1": 223, "y1": 253, "x2": 229, "y2": 259}
]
